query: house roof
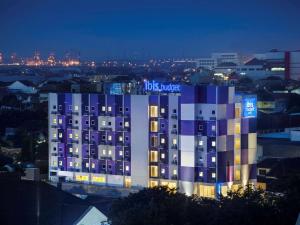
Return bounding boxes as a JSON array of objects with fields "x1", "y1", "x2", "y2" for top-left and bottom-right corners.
[
  {"x1": 245, "y1": 58, "x2": 266, "y2": 66},
  {"x1": 0, "y1": 179, "x2": 111, "y2": 225}
]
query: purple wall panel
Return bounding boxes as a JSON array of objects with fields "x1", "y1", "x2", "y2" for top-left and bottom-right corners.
[
  {"x1": 180, "y1": 166, "x2": 194, "y2": 182},
  {"x1": 180, "y1": 120, "x2": 196, "y2": 135}
]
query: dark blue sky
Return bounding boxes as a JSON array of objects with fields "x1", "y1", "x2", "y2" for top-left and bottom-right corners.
[{"x1": 0, "y1": 0, "x2": 299, "y2": 60}]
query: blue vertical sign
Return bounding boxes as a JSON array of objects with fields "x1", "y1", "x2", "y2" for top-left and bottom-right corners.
[{"x1": 242, "y1": 96, "x2": 257, "y2": 118}]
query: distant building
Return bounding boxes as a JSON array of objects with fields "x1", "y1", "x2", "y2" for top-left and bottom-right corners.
[
  {"x1": 7, "y1": 81, "x2": 37, "y2": 94},
  {"x1": 195, "y1": 52, "x2": 240, "y2": 70}
]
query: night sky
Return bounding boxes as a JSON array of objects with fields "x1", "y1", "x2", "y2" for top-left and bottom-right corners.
[{"x1": 0, "y1": 0, "x2": 299, "y2": 60}]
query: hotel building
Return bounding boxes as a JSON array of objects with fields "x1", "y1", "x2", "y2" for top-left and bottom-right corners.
[{"x1": 48, "y1": 84, "x2": 257, "y2": 198}]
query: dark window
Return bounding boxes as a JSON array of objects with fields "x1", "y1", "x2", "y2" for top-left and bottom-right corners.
[
  {"x1": 91, "y1": 120, "x2": 95, "y2": 125},
  {"x1": 125, "y1": 151, "x2": 129, "y2": 156},
  {"x1": 69, "y1": 119, "x2": 72, "y2": 124},
  {"x1": 125, "y1": 107, "x2": 129, "y2": 112},
  {"x1": 108, "y1": 122, "x2": 112, "y2": 126},
  {"x1": 199, "y1": 110, "x2": 202, "y2": 114},
  {"x1": 102, "y1": 135, "x2": 106, "y2": 140},
  {"x1": 75, "y1": 120, "x2": 78, "y2": 124},
  {"x1": 102, "y1": 165, "x2": 106, "y2": 169},
  {"x1": 173, "y1": 124, "x2": 177, "y2": 129},
  {"x1": 119, "y1": 107, "x2": 123, "y2": 112},
  {"x1": 108, "y1": 165, "x2": 112, "y2": 169},
  {"x1": 85, "y1": 106, "x2": 89, "y2": 111},
  {"x1": 125, "y1": 136, "x2": 129, "y2": 141},
  {"x1": 53, "y1": 147, "x2": 57, "y2": 151},
  {"x1": 120, "y1": 122, "x2": 123, "y2": 126},
  {"x1": 69, "y1": 105, "x2": 72, "y2": 110},
  {"x1": 173, "y1": 109, "x2": 177, "y2": 114},
  {"x1": 161, "y1": 123, "x2": 165, "y2": 128},
  {"x1": 85, "y1": 120, "x2": 89, "y2": 125},
  {"x1": 199, "y1": 125, "x2": 203, "y2": 131},
  {"x1": 212, "y1": 110, "x2": 215, "y2": 115},
  {"x1": 91, "y1": 106, "x2": 95, "y2": 111},
  {"x1": 58, "y1": 105, "x2": 62, "y2": 110},
  {"x1": 53, "y1": 105, "x2": 57, "y2": 110}
]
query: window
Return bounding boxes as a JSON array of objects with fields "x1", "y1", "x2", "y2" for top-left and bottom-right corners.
[
  {"x1": 119, "y1": 136, "x2": 123, "y2": 142},
  {"x1": 85, "y1": 162, "x2": 89, "y2": 168},
  {"x1": 102, "y1": 135, "x2": 106, "y2": 140},
  {"x1": 199, "y1": 125, "x2": 203, "y2": 131},
  {"x1": 92, "y1": 163, "x2": 95, "y2": 169},
  {"x1": 125, "y1": 165, "x2": 129, "y2": 171},
  {"x1": 53, "y1": 147, "x2": 57, "y2": 151},
  {"x1": 69, "y1": 119, "x2": 72, "y2": 124},
  {"x1": 235, "y1": 138, "x2": 241, "y2": 149},
  {"x1": 85, "y1": 120, "x2": 89, "y2": 125},
  {"x1": 108, "y1": 106, "x2": 112, "y2": 112},
  {"x1": 58, "y1": 105, "x2": 62, "y2": 110},
  {"x1": 173, "y1": 109, "x2": 177, "y2": 114},
  {"x1": 74, "y1": 105, "x2": 79, "y2": 111},
  {"x1": 161, "y1": 108, "x2": 165, "y2": 113},
  {"x1": 53, "y1": 133, "x2": 57, "y2": 138},
  {"x1": 199, "y1": 172, "x2": 203, "y2": 177},
  {"x1": 75, "y1": 162, "x2": 79, "y2": 167},
  {"x1": 172, "y1": 138, "x2": 177, "y2": 145},
  {"x1": 212, "y1": 141, "x2": 216, "y2": 147},
  {"x1": 161, "y1": 123, "x2": 165, "y2": 128},
  {"x1": 235, "y1": 123, "x2": 241, "y2": 134},
  {"x1": 161, "y1": 153, "x2": 165, "y2": 159},
  {"x1": 150, "y1": 166, "x2": 158, "y2": 177},
  {"x1": 102, "y1": 106, "x2": 106, "y2": 112},
  {"x1": 102, "y1": 165, "x2": 106, "y2": 169},
  {"x1": 108, "y1": 121, "x2": 112, "y2": 126},
  {"x1": 199, "y1": 140, "x2": 203, "y2": 146},
  {"x1": 235, "y1": 107, "x2": 241, "y2": 118},
  {"x1": 150, "y1": 151, "x2": 158, "y2": 162},
  {"x1": 68, "y1": 105, "x2": 72, "y2": 110},
  {"x1": 59, "y1": 161, "x2": 62, "y2": 166},
  {"x1": 119, "y1": 107, "x2": 123, "y2": 112},
  {"x1": 101, "y1": 120, "x2": 106, "y2": 126},
  {"x1": 91, "y1": 120, "x2": 95, "y2": 125},
  {"x1": 125, "y1": 121, "x2": 129, "y2": 127},
  {"x1": 212, "y1": 110, "x2": 215, "y2": 115},
  {"x1": 69, "y1": 147, "x2": 73, "y2": 153},
  {"x1": 102, "y1": 149, "x2": 106, "y2": 155},
  {"x1": 173, "y1": 124, "x2": 177, "y2": 129},
  {"x1": 75, "y1": 147, "x2": 79, "y2": 153},
  {"x1": 69, "y1": 161, "x2": 73, "y2": 167},
  {"x1": 235, "y1": 169, "x2": 241, "y2": 180},
  {"x1": 150, "y1": 121, "x2": 158, "y2": 132},
  {"x1": 53, "y1": 105, "x2": 57, "y2": 110},
  {"x1": 150, "y1": 106, "x2": 158, "y2": 117},
  {"x1": 212, "y1": 125, "x2": 216, "y2": 131},
  {"x1": 85, "y1": 106, "x2": 89, "y2": 111},
  {"x1": 119, "y1": 122, "x2": 123, "y2": 126},
  {"x1": 125, "y1": 107, "x2": 129, "y2": 112},
  {"x1": 212, "y1": 157, "x2": 216, "y2": 163},
  {"x1": 119, "y1": 150, "x2": 123, "y2": 156},
  {"x1": 151, "y1": 136, "x2": 158, "y2": 147},
  {"x1": 53, "y1": 118, "x2": 57, "y2": 124},
  {"x1": 91, "y1": 106, "x2": 95, "y2": 111},
  {"x1": 75, "y1": 120, "x2": 78, "y2": 124},
  {"x1": 212, "y1": 173, "x2": 216, "y2": 178},
  {"x1": 161, "y1": 138, "x2": 165, "y2": 144},
  {"x1": 85, "y1": 134, "x2": 88, "y2": 139},
  {"x1": 58, "y1": 119, "x2": 63, "y2": 124},
  {"x1": 173, "y1": 169, "x2": 177, "y2": 175},
  {"x1": 199, "y1": 110, "x2": 202, "y2": 114},
  {"x1": 108, "y1": 135, "x2": 112, "y2": 141},
  {"x1": 59, "y1": 133, "x2": 63, "y2": 138},
  {"x1": 161, "y1": 168, "x2": 165, "y2": 174},
  {"x1": 108, "y1": 165, "x2": 112, "y2": 169}
]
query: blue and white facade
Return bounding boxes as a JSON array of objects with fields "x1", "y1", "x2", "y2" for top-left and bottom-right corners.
[{"x1": 48, "y1": 84, "x2": 257, "y2": 198}]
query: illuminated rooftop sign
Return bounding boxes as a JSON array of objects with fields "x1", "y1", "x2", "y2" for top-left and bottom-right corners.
[
  {"x1": 243, "y1": 96, "x2": 257, "y2": 118},
  {"x1": 144, "y1": 80, "x2": 181, "y2": 93}
]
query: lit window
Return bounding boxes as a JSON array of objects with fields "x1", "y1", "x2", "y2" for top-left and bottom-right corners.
[
  {"x1": 199, "y1": 172, "x2": 203, "y2": 177},
  {"x1": 150, "y1": 166, "x2": 158, "y2": 177},
  {"x1": 86, "y1": 162, "x2": 89, "y2": 168},
  {"x1": 124, "y1": 121, "x2": 129, "y2": 127},
  {"x1": 108, "y1": 135, "x2": 112, "y2": 141},
  {"x1": 235, "y1": 123, "x2": 241, "y2": 134},
  {"x1": 212, "y1": 141, "x2": 216, "y2": 147},
  {"x1": 161, "y1": 138, "x2": 165, "y2": 144},
  {"x1": 108, "y1": 106, "x2": 112, "y2": 112},
  {"x1": 59, "y1": 133, "x2": 63, "y2": 138},
  {"x1": 161, "y1": 168, "x2": 165, "y2": 174},
  {"x1": 161, "y1": 108, "x2": 165, "y2": 113},
  {"x1": 101, "y1": 106, "x2": 105, "y2": 111},
  {"x1": 53, "y1": 118, "x2": 57, "y2": 124},
  {"x1": 212, "y1": 125, "x2": 216, "y2": 131},
  {"x1": 173, "y1": 169, "x2": 177, "y2": 175},
  {"x1": 75, "y1": 162, "x2": 79, "y2": 167},
  {"x1": 212, "y1": 157, "x2": 216, "y2": 163},
  {"x1": 150, "y1": 151, "x2": 158, "y2": 162},
  {"x1": 85, "y1": 106, "x2": 89, "y2": 111},
  {"x1": 172, "y1": 138, "x2": 177, "y2": 145},
  {"x1": 69, "y1": 147, "x2": 73, "y2": 152},
  {"x1": 108, "y1": 150, "x2": 112, "y2": 155},
  {"x1": 69, "y1": 133, "x2": 73, "y2": 139},
  {"x1": 119, "y1": 136, "x2": 123, "y2": 142},
  {"x1": 161, "y1": 153, "x2": 165, "y2": 159},
  {"x1": 75, "y1": 133, "x2": 79, "y2": 139},
  {"x1": 52, "y1": 161, "x2": 57, "y2": 166},
  {"x1": 150, "y1": 121, "x2": 158, "y2": 132},
  {"x1": 212, "y1": 173, "x2": 216, "y2": 178},
  {"x1": 150, "y1": 106, "x2": 158, "y2": 117},
  {"x1": 125, "y1": 165, "x2": 129, "y2": 171},
  {"x1": 235, "y1": 138, "x2": 241, "y2": 149},
  {"x1": 75, "y1": 147, "x2": 79, "y2": 153},
  {"x1": 69, "y1": 161, "x2": 73, "y2": 167},
  {"x1": 92, "y1": 163, "x2": 95, "y2": 169},
  {"x1": 199, "y1": 140, "x2": 203, "y2": 146},
  {"x1": 101, "y1": 121, "x2": 106, "y2": 126},
  {"x1": 59, "y1": 161, "x2": 62, "y2": 166},
  {"x1": 102, "y1": 149, "x2": 106, "y2": 155},
  {"x1": 58, "y1": 119, "x2": 63, "y2": 124},
  {"x1": 119, "y1": 150, "x2": 123, "y2": 156},
  {"x1": 74, "y1": 105, "x2": 79, "y2": 111}
]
